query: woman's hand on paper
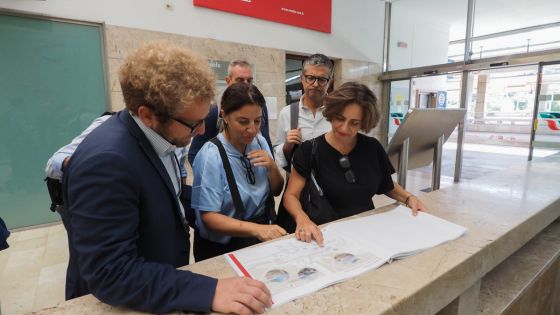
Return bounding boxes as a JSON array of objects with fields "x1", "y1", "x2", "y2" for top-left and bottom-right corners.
[
  {"x1": 253, "y1": 224, "x2": 287, "y2": 241},
  {"x1": 408, "y1": 196, "x2": 428, "y2": 216},
  {"x1": 295, "y1": 217, "x2": 324, "y2": 246}
]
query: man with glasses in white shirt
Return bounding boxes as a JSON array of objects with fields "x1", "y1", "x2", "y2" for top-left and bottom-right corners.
[{"x1": 274, "y1": 53, "x2": 333, "y2": 171}]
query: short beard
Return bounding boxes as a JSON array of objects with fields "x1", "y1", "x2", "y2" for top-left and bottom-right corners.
[{"x1": 153, "y1": 122, "x2": 178, "y2": 146}]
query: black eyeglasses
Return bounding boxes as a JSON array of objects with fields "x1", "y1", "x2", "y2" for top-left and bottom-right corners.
[
  {"x1": 338, "y1": 156, "x2": 356, "y2": 184},
  {"x1": 303, "y1": 75, "x2": 330, "y2": 87},
  {"x1": 172, "y1": 117, "x2": 204, "y2": 133},
  {"x1": 240, "y1": 155, "x2": 256, "y2": 185}
]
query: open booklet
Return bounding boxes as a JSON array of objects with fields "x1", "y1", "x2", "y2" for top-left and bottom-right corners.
[{"x1": 225, "y1": 206, "x2": 467, "y2": 307}]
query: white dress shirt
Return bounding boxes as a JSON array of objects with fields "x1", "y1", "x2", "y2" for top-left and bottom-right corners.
[
  {"x1": 273, "y1": 98, "x2": 332, "y2": 168},
  {"x1": 45, "y1": 115, "x2": 111, "y2": 180}
]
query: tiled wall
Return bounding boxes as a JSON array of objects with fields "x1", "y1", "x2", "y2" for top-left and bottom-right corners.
[{"x1": 104, "y1": 25, "x2": 384, "y2": 144}]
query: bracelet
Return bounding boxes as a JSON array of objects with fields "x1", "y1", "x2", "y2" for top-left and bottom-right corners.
[{"x1": 404, "y1": 195, "x2": 415, "y2": 207}]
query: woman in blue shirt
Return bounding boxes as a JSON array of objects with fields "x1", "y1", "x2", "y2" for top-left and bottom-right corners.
[{"x1": 192, "y1": 83, "x2": 286, "y2": 261}]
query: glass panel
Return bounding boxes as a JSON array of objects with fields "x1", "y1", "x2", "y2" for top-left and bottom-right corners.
[
  {"x1": 410, "y1": 74, "x2": 460, "y2": 109},
  {"x1": 410, "y1": 72, "x2": 462, "y2": 139},
  {"x1": 0, "y1": 15, "x2": 108, "y2": 229},
  {"x1": 456, "y1": 66, "x2": 547, "y2": 180},
  {"x1": 395, "y1": 74, "x2": 463, "y2": 181},
  {"x1": 534, "y1": 64, "x2": 560, "y2": 153},
  {"x1": 471, "y1": 1, "x2": 560, "y2": 60},
  {"x1": 389, "y1": 0, "x2": 467, "y2": 70},
  {"x1": 388, "y1": 74, "x2": 462, "y2": 141},
  {"x1": 388, "y1": 80, "x2": 410, "y2": 141},
  {"x1": 466, "y1": 66, "x2": 537, "y2": 148},
  {"x1": 408, "y1": 69, "x2": 554, "y2": 181},
  {"x1": 468, "y1": 25, "x2": 560, "y2": 60}
]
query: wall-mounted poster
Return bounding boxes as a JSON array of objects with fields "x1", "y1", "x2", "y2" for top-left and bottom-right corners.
[{"x1": 193, "y1": 0, "x2": 331, "y2": 33}]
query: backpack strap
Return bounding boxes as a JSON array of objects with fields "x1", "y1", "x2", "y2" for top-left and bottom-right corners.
[
  {"x1": 210, "y1": 137, "x2": 246, "y2": 219},
  {"x1": 284, "y1": 102, "x2": 300, "y2": 172},
  {"x1": 290, "y1": 102, "x2": 299, "y2": 130}
]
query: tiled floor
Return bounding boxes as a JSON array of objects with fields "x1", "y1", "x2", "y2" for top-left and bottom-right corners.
[{"x1": 0, "y1": 223, "x2": 68, "y2": 315}]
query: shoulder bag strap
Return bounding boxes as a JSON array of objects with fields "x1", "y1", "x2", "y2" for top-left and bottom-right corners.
[
  {"x1": 309, "y1": 138, "x2": 324, "y2": 196},
  {"x1": 210, "y1": 137, "x2": 246, "y2": 219},
  {"x1": 290, "y1": 102, "x2": 299, "y2": 130}
]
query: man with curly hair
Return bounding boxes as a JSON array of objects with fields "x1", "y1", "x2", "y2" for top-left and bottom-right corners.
[{"x1": 62, "y1": 42, "x2": 272, "y2": 314}]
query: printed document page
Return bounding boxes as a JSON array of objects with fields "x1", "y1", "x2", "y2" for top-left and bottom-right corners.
[
  {"x1": 225, "y1": 206, "x2": 467, "y2": 306},
  {"x1": 226, "y1": 228, "x2": 385, "y2": 306},
  {"x1": 329, "y1": 206, "x2": 467, "y2": 259}
]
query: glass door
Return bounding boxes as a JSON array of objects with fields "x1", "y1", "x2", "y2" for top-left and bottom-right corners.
[
  {"x1": 388, "y1": 80, "x2": 411, "y2": 141},
  {"x1": 530, "y1": 62, "x2": 560, "y2": 160}
]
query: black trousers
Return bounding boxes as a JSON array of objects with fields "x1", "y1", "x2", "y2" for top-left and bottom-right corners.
[
  {"x1": 193, "y1": 229, "x2": 260, "y2": 262},
  {"x1": 193, "y1": 212, "x2": 269, "y2": 262}
]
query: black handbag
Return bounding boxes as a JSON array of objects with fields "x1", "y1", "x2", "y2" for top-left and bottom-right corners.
[{"x1": 276, "y1": 138, "x2": 338, "y2": 233}]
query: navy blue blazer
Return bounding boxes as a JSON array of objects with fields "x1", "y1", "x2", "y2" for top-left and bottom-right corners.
[
  {"x1": 62, "y1": 110, "x2": 217, "y2": 313},
  {"x1": 188, "y1": 103, "x2": 273, "y2": 166}
]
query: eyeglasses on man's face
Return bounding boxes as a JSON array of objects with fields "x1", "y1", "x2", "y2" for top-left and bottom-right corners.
[
  {"x1": 172, "y1": 117, "x2": 204, "y2": 134},
  {"x1": 303, "y1": 74, "x2": 330, "y2": 87},
  {"x1": 338, "y1": 156, "x2": 356, "y2": 184}
]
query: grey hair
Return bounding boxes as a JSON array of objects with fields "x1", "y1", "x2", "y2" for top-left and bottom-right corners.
[
  {"x1": 303, "y1": 53, "x2": 334, "y2": 78},
  {"x1": 227, "y1": 60, "x2": 251, "y2": 77}
]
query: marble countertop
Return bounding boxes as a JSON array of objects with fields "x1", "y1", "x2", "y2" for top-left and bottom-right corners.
[{"x1": 33, "y1": 154, "x2": 560, "y2": 315}]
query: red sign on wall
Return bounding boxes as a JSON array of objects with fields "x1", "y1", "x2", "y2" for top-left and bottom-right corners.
[{"x1": 193, "y1": 0, "x2": 332, "y2": 33}]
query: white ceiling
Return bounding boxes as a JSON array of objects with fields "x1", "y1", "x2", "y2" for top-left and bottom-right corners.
[{"x1": 394, "y1": 0, "x2": 560, "y2": 40}]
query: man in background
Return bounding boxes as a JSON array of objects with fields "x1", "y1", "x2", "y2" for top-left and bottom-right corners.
[{"x1": 274, "y1": 53, "x2": 334, "y2": 170}]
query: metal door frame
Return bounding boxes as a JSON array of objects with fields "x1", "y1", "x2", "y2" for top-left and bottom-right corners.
[{"x1": 529, "y1": 60, "x2": 560, "y2": 160}]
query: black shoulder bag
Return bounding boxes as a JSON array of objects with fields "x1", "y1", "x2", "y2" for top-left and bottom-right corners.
[
  {"x1": 45, "y1": 177, "x2": 64, "y2": 214},
  {"x1": 276, "y1": 139, "x2": 338, "y2": 233}
]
